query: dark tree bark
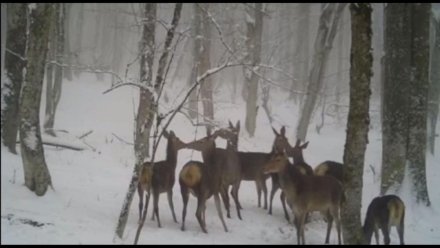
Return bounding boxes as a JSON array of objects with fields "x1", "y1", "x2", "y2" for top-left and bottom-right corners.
[
  {"x1": 341, "y1": 3, "x2": 372, "y2": 245},
  {"x1": 428, "y1": 14, "x2": 440, "y2": 155},
  {"x1": 407, "y1": 3, "x2": 430, "y2": 206},
  {"x1": 1, "y1": 3, "x2": 28, "y2": 154},
  {"x1": 19, "y1": 3, "x2": 54, "y2": 196}
]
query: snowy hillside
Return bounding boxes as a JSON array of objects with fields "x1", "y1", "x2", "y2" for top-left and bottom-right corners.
[{"x1": 1, "y1": 74, "x2": 440, "y2": 244}]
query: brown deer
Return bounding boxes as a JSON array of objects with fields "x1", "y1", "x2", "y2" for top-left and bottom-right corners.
[
  {"x1": 137, "y1": 130, "x2": 186, "y2": 228},
  {"x1": 363, "y1": 195, "x2": 405, "y2": 245},
  {"x1": 314, "y1": 161, "x2": 343, "y2": 182},
  {"x1": 179, "y1": 129, "x2": 228, "y2": 233},
  {"x1": 268, "y1": 128, "x2": 314, "y2": 222},
  {"x1": 263, "y1": 151, "x2": 344, "y2": 245},
  {"x1": 215, "y1": 120, "x2": 243, "y2": 220}
]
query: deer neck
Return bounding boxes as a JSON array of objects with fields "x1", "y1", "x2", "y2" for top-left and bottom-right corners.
[{"x1": 165, "y1": 140, "x2": 178, "y2": 168}]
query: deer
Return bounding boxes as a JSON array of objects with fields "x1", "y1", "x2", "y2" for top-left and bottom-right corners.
[
  {"x1": 314, "y1": 161, "x2": 344, "y2": 182},
  {"x1": 268, "y1": 127, "x2": 314, "y2": 223},
  {"x1": 263, "y1": 151, "x2": 344, "y2": 245},
  {"x1": 363, "y1": 195, "x2": 405, "y2": 245},
  {"x1": 179, "y1": 129, "x2": 228, "y2": 233},
  {"x1": 137, "y1": 130, "x2": 186, "y2": 228},
  {"x1": 215, "y1": 120, "x2": 243, "y2": 220}
]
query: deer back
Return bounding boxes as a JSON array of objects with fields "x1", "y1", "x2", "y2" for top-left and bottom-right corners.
[{"x1": 314, "y1": 160, "x2": 343, "y2": 182}]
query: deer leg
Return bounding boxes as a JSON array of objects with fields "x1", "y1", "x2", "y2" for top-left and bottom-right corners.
[
  {"x1": 334, "y1": 210, "x2": 342, "y2": 245},
  {"x1": 325, "y1": 210, "x2": 333, "y2": 244},
  {"x1": 180, "y1": 182, "x2": 189, "y2": 231},
  {"x1": 167, "y1": 190, "x2": 178, "y2": 223},
  {"x1": 220, "y1": 185, "x2": 231, "y2": 218},
  {"x1": 231, "y1": 183, "x2": 243, "y2": 210},
  {"x1": 374, "y1": 227, "x2": 379, "y2": 245},
  {"x1": 255, "y1": 181, "x2": 262, "y2": 208},
  {"x1": 231, "y1": 182, "x2": 242, "y2": 220},
  {"x1": 214, "y1": 193, "x2": 229, "y2": 232},
  {"x1": 137, "y1": 184, "x2": 144, "y2": 224},
  {"x1": 153, "y1": 190, "x2": 161, "y2": 228},
  {"x1": 299, "y1": 213, "x2": 307, "y2": 245},
  {"x1": 280, "y1": 191, "x2": 290, "y2": 223},
  {"x1": 397, "y1": 219, "x2": 405, "y2": 245},
  {"x1": 293, "y1": 214, "x2": 301, "y2": 245},
  {"x1": 380, "y1": 220, "x2": 391, "y2": 245},
  {"x1": 196, "y1": 195, "x2": 208, "y2": 233},
  {"x1": 261, "y1": 178, "x2": 268, "y2": 210},
  {"x1": 268, "y1": 175, "x2": 279, "y2": 215}
]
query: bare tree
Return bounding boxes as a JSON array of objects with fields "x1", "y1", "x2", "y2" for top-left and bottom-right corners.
[
  {"x1": 1, "y1": 4, "x2": 6, "y2": 80},
  {"x1": 1, "y1": 3, "x2": 28, "y2": 154},
  {"x1": 381, "y1": 4, "x2": 431, "y2": 207},
  {"x1": 19, "y1": 3, "x2": 54, "y2": 196},
  {"x1": 243, "y1": 3, "x2": 263, "y2": 137},
  {"x1": 341, "y1": 3, "x2": 372, "y2": 244},
  {"x1": 296, "y1": 3, "x2": 347, "y2": 142},
  {"x1": 44, "y1": 3, "x2": 64, "y2": 136}
]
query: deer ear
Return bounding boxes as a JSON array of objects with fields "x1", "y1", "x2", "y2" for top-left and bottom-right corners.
[
  {"x1": 272, "y1": 127, "x2": 279, "y2": 136},
  {"x1": 280, "y1": 126, "x2": 286, "y2": 136},
  {"x1": 301, "y1": 141, "x2": 309, "y2": 149},
  {"x1": 236, "y1": 120, "x2": 240, "y2": 130},
  {"x1": 207, "y1": 127, "x2": 212, "y2": 137},
  {"x1": 229, "y1": 120, "x2": 234, "y2": 129},
  {"x1": 163, "y1": 130, "x2": 169, "y2": 138}
]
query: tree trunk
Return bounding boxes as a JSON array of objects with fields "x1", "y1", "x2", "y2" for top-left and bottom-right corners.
[
  {"x1": 244, "y1": 3, "x2": 263, "y2": 137},
  {"x1": 73, "y1": 3, "x2": 84, "y2": 78},
  {"x1": 341, "y1": 3, "x2": 372, "y2": 245},
  {"x1": 44, "y1": 3, "x2": 64, "y2": 137},
  {"x1": 198, "y1": 3, "x2": 214, "y2": 130},
  {"x1": 290, "y1": 3, "x2": 310, "y2": 104},
  {"x1": 1, "y1": 3, "x2": 28, "y2": 154},
  {"x1": 115, "y1": 3, "x2": 156, "y2": 239},
  {"x1": 407, "y1": 3, "x2": 430, "y2": 206},
  {"x1": 381, "y1": 4, "x2": 413, "y2": 195},
  {"x1": 428, "y1": 14, "x2": 440, "y2": 155},
  {"x1": 187, "y1": 3, "x2": 200, "y2": 119},
  {"x1": 296, "y1": 3, "x2": 347, "y2": 142},
  {"x1": 19, "y1": 3, "x2": 54, "y2": 196},
  {"x1": 1, "y1": 4, "x2": 6, "y2": 81},
  {"x1": 63, "y1": 3, "x2": 72, "y2": 81}
]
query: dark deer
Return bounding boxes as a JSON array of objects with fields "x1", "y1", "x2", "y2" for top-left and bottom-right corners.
[
  {"x1": 268, "y1": 128, "x2": 314, "y2": 222},
  {"x1": 179, "y1": 129, "x2": 228, "y2": 233},
  {"x1": 263, "y1": 152, "x2": 344, "y2": 245},
  {"x1": 314, "y1": 161, "x2": 343, "y2": 182},
  {"x1": 215, "y1": 121, "x2": 243, "y2": 220},
  {"x1": 363, "y1": 195, "x2": 405, "y2": 245},
  {"x1": 137, "y1": 130, "x2": 186, "y2": 228}
]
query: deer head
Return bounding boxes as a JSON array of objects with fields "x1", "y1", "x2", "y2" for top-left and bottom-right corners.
[
  {"x1": 185, "y1": 128, "x2": 219, "y2": 153},
  {"x1": 217, "y1": 120, "x2": 240, "y2": 148},
  {"x1": 271, "y1": 126, "x2": 290, "y2": 154},
  {"x1": 286, "y1": 139, "x2": 309, "y2": 164},
  {"x1": 263, "y1": 151, "x2": 289, "y2": 174},
  {"x1": 163, "y1": 130, "x2": 187, "y2": 150}
]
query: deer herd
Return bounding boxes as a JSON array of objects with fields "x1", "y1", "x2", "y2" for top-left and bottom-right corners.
[{"x1": 137, "y1": 121, "x2": 406, "y2": 245}]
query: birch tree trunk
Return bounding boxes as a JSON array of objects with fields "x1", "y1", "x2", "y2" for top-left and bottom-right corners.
[
  {"x1": 1, "y1": 3, "x2": 28, "y2": 154},
  {"x1": 115, "y1": 3, "x2": 156, "y2": 239},
  {"x1": 244, "y1": 3, "x2": 263, "y2": 137},
  {"x1": 296, "y1": 3, "x2": 346, "y2": 142},
  {"x1": 19, "y1": 3, "x2": 54, "y2": 196},
  {"x1": 341, "y1": 3, "x2": 372, "y2": 244},
  {"x1": 115, "y1": 3, "x2": 182, "y2": 239},
  {"x1": 44, "y1": 3, "x2": 64, "y2": 136},
  {"x1": 407, "y1": 3, "x2": 430, "y2": 206}
]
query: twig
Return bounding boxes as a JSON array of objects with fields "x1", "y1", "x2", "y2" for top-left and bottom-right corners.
[
  {"x1": 112, "y1": 133, "x2": 134, "y2": 146},
  {"x1": 77, "y1": 130, "x2": 93, "y2": 139}
]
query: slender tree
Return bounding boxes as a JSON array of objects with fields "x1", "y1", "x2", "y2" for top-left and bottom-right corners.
[
  {"x1": 296, "y1": 3, "x2": 347, "y2": 142},
  {"x1": 1, "y1": 3, "x2": 28, "y2": 154},
  {"x1": 341, "y1": 3, "x2": 372, "y2": 244},
  {"x1": 19, "y1": 3, "x2": 54, "y2": 196},
  {"x1": 243, "y1": 3, "x2": 263, "y2": 137},
  {"x1": 428, "y1": 12, "x2": 440, "y2": 155}
]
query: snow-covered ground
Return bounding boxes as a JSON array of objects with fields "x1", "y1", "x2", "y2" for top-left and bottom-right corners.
[{"x1": 2, "y1": 74, "x2": 439, "y2": 244}]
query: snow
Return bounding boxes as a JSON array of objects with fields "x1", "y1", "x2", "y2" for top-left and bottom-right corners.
[{"x1": 2, "y1": 73, "x2": 440, "y2": 244}]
